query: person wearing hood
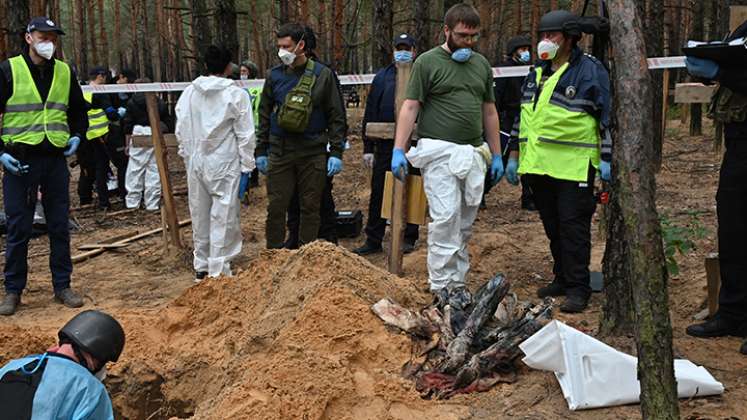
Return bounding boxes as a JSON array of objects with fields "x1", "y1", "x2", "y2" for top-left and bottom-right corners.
[
  {"x1": 106, "y1": 68, "x2": 138, "y2": 203},
  {"x1": 175, "y1": 45, "x2": 256, "y2": 282},
  {"x1": 483, "y1": 35, "x2": 535, "y2": 211},
  {"x1": 0, "y1": 310, "x2": 125, "y2": 419},
  {"x1": 0, "y1": 17, "x2": 88, "y2": 316},
  {"x1": 256, "y1": 23, "x2": 347, "y2": 249},
  {"x1": 122, "y1": 77, "x2": 172, "y2": 211},
  {"x1": 507, "y1": 10, "x2": 612, "y2": 313}
]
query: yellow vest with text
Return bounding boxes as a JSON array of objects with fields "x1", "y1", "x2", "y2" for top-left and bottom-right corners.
[
  {"x1": 0, "y1": 55, "x2": 71, "y2": 148},
  {"x1": 83, "y1": 91, "x2": 110, "y2": 139},
  {"x1": 518, "y1": 63, "x2": 600, "y2": 182}
]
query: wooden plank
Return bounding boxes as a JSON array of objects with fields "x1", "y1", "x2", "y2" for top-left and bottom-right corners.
[
  {"x1": 674, "y1": 83, "x2": 716, "y2": 104},
  {"x1": 365, "y1": 122, "x2": 418, "y2": 140},
  {"x1": 388, "y1": 62, "x2": 412, "y2": 276},
  {"x1": 381, "y1": 172, "x2": 428, "y2": 225},
  {"x1": 77, "y1": 243, "x2": 130, "y2": 250},
  {"x1": 705, "y1": 252, "x2": 721, "y2": 317},
  {"x1": 131, "y1": 133, "x2": 178, "y2": 148},
  {"x1": 730, "y1": 6, "x2": 747, "y2": 32},
  {"x1": 145, "y1": 93, "x2": 183, "y2": 249},
  {"x1": 71, "y1": 219, "x2": 191, "y2": 263}
]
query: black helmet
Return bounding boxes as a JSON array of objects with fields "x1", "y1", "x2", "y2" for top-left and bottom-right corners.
[
  {"x1": 538, "y1": 10, "x2": 581, "y2": 38},
  {"x1": 506, "y1": 35, "x2": 531, "y2": 56},
  {"x1": 58, "y1": 310, "x2": 125, "y2": 364}
]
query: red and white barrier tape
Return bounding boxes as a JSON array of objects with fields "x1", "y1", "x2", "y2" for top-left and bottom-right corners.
[{"x1": 81, "y1": 56, "x2": 687, "y2": 94}]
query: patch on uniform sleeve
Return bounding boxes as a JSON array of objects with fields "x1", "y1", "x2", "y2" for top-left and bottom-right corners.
[{"x1": 565, "y1": 86, "x2": 577, "y2": 99}]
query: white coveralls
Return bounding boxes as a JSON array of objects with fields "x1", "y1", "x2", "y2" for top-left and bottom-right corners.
[
  {"x1": 175, "y1": 76, "x2": 256, "y2": 277},
  {"x1": 125, "y1": 125, "x2": 161, "y2": 210},
  {"x1": 406, "y1": 139, "x2": 489, "y2": 291}
]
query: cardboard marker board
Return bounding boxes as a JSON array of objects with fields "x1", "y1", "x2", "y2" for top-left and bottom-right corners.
[{"x1": 381, "y1": 172, "x2": 428, "y2": 226}]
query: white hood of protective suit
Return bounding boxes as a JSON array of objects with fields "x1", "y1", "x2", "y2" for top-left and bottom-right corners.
[{"x1": 175, "y1": 75, "x2": 256, "y2": 173}]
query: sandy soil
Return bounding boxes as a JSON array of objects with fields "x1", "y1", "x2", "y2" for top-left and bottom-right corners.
[{"x1": 0, "y1": 109, "x2": 745, "y2": 420}]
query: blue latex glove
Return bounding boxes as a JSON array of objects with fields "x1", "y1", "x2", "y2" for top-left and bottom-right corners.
[
  {"x1": 256, "y1": 156, "x2": 268, "y2": 175},
  {"x1": 391, "y1": 148, "x2": 408, "y2": 182},
  {"x1": 0, "y1": 152, "x2": 28, "y2": 175},
  {"x1": 117, "y1": 107, "x2": 127, "y2": 118},
  {"x1": 685, "y1": 57, "x2": 719, "y2": 80},
  {"x1": 63, "y1": 136, "x2": 81, "y2": 157},
  {"x1": 506, "y1": 157, "x2": 519, "y2": 186},
  {"x1": 327, "y1": 156, "x2": 343, "y2": 177},
  {"x1": 490, "y1": 154, "x2": 505, "y2": 185},
  {"x1": 599, "y1": 160, "x2": 611, "y2": 182},
  {"x1": 238, "y1": 172, "x2": 251, "y2": 199}
]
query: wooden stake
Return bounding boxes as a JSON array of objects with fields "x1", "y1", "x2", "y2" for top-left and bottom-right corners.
[
  {"x1": 705, "y1": 253, "x2": 721, "y2": 317},
  {"x1": 145, "y1": 93, "x2": 183, "y2": 249},
  {"x1": 388, "y1": 62, "x2": 412, "y2": 276},
  {"x1": 661, "y1": 69, "x2": 670, "y2": 142}
]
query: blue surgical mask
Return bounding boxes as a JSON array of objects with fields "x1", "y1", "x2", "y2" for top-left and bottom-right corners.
[
  {"x1": 518, "y1": 50, "x2": 531, "y2": 64},
  {"x1": 394, "y1": 50, "x2": 413, "y2": 63},
  {"x1": 451, "y1": 48, "x2": 473, "y2": 63}
]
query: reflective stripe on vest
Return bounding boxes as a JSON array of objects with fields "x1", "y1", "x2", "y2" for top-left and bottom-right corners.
[
  {"x1": 0, "y1": 56, "x2": 71, "y2": 148},
  {"x1": 518, "y1": 63, "x2": 600, "y2": 182},
  {"x1": 83, "y1": 91, "x2": 110, "y2": 139}
]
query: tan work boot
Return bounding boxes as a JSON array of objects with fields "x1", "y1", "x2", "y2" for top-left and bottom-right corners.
[
  {"x1": 54, "y1": 288, "x2": 84, "y2": 308},
  {"x1": 0, "y1": 293, "x2": 21, "y2": 316}
]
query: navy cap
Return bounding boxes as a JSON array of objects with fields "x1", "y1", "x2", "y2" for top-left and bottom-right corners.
[
  {"x1": 394, "y1": 33, "x2": 416, "y2": 48},
  {"x1": 27, "y1": 17, "x2": 65, "y2": 35},
  {"x1": 89, "y1": 66, "x2": 108, "y2": 77}
]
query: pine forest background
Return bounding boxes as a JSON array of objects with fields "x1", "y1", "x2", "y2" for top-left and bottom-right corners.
[{"x1": 0, "y1": 0, "x2": 744, "y2": 83}]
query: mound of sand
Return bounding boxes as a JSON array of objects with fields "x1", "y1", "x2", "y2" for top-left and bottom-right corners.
[{"x1": 110, "y1": 242, "x2": 470, "y2": 420}]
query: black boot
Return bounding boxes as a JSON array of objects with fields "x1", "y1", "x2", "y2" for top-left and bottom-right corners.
[
  {"x1": 686, "y1": 317, "x2": 747, "y2": 338},
  {"x1": 741, "y1": 339, "x2": 747, "y2": 355},
  {"x1": 353, "y1": 241, "x2": 383, "y2": 256},
  {"x1": 537, "y1": 282, "x2": 566, "y2": 298},
  {"x1": 560, "y1": 295, "x2": 588, "y2": 313},
  {"x1": 0, "y1": 293, "x2": 20, "y2": 316}
]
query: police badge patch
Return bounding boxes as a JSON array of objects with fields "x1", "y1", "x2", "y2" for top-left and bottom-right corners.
[{"x1": 565, "y1": 85, "x2": 577, "y2": 99}]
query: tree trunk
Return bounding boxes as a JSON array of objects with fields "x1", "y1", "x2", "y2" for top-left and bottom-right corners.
[
  {"x1": 689, "y1": 0, "x2": 704, "y2": 135},
  {"x1": 332, "y1": 0, "x2": 344, "y2": 70},
  {"x1": 97, "y1": 0, "x2": 108, "y2": 68},
  {"x1": 514, "y1": 0, "x2": 522, "y2": 34},
  {"x1": 215, "y1": 0, "x2": 239, "y2": 62},
  {"x1": 643, "y1": 0, "x2": 664, "y2": 171},
  {"x1": 372, "y1": 0, "x2": 393, "y2": 70},
  {"x1": 494, "y1": 0, "x2": 507, "y2": 61},
  {"x1": 129, "y1": 0, "x2": 139, "y2": 76},
  {"x1": 114, "y1": 0, "x2": 123, "y2": 69},
  {"x1": 279, "y1": 0, "x2": 290, "y2": 23},
  {"x1": 530, "y1": 0, "x2": 540, "y2": 57},
  {"x1": 250, "y1": 0, "x2": 264, "y2": 75},
  {"x1": 606, "y1": 1, "x2": 680, "y2": 418},
  {"x1": 74, "y1": 0, "x2": 87, "y2": 75},
  {"x1": 0, "y1": 1, "x2": 8, "y2": 61},
  {"x1": 191, "y1": 0, "x2": 211, "y2": 75},
  {"x1": 414, "y1": 0, "x2": 430, "y2": 56},
  {"x1": 7, "y1": 0, "x2": 30, "y2": 57},
  {"x1": 88, "y1": 2, "x2": 99, "y2": 66}
]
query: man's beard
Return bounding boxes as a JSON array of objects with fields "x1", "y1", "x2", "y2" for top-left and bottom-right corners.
[{"x1": 446, "y1": 33, "x2": 461, "y2": 53}]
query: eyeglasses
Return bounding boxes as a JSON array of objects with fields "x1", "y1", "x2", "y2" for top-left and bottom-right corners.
[{"x1": 452, "y1": 31, "x2": 480, "y2": 42}]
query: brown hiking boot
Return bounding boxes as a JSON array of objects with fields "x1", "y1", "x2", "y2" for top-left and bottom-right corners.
[
  {"x1": 54, "y1": 288, "x2": 84, "y2": 308},
  {"x1": 0, "y1": 293, "x2": 21, "y2": 316}
]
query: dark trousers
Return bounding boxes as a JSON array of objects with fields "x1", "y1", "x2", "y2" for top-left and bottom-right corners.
[
  {"x1": 107, "y1": 124, "x2": 129, "y2": 199},
  {"x1": 716, "y1": 138, "x2": 747, "y2": 324},
  {"x1": 3, "y1": 154, "x2": 72, "y2": 294},
  {"x1": 286, "y1": 175, "x2": 337, "y2": 248},
  {"x1": 525, "y1": 167, "x2": 597, "y2": 299},
  {"x1": 266, "y1": 151, "x2": 327, "y2": 249},
  {"x1": 76, "y1": 136, "x2": 112, "y2": 207},
  {"x1": 483, "y1": 131, "x2": 533, "y2": 205},
  {"x1": 365, "y1": 146, "x2": 419, "y2": 246}
]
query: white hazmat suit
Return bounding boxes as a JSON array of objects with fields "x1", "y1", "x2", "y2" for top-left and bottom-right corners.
[
  {"x1": 406, "y1": 139, "x2": 489, "y2": 291},
  {"x1": 125, "y1": 125, "x2": 161, "y2": 210},
  {"x1": 175, "y1": 76, "x2": 256, "y2": 278}
]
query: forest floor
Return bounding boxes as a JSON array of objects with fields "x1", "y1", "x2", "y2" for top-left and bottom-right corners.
[{"x1": 1, "y1": 109, "x2": 745, "y2": 420}]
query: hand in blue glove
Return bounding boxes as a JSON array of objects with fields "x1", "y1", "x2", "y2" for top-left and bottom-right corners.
[
  {"x1": 685, "y1": 57, "x2": 719, "y2": 80},
  {"x1": 256, "y1": 156, "x2": 268, "y2": 175},
  {"x1": 490, "y1": 154, "x2": 505, "y2": 185},
  {"x1": 0, "y1": 152, "x2": 28, "y2": 176},
  {"x1": 327, "y1": 156, "x2": 343, "y2": 177},
  {"x1": 238, "y1": 172, "x2": 251, "y2": 199},
  {"x1": 599, "y1": 160, "x2": 611, "y2": 182},
  {"x1": 506, "y1": 157, "x2": 519, "y2": 186},
  {"x1": 63, "y1": 136, "x2": 81, "y2": 157},
  {"x1": 118, "y1": 107, "x2": 127, "y2": 118},
  {"x1": 391, "y1": 148, "x2": 408, "y2": 182}
]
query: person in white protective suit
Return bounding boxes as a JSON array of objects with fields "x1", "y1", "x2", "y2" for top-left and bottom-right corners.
[
  {"x1": 175, "y1": 45, "x2": 256, "y2": 282},
  {"x1": 391, "y1": 4, "x2": 504, "y2": 307},
  {"x1": 122, "y1": 80, "x2": 172, "y2": 211}
]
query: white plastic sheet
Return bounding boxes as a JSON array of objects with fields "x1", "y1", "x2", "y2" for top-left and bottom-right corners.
[{"x1": 519, "y1": 320, "x2": 724, "y2": 411}]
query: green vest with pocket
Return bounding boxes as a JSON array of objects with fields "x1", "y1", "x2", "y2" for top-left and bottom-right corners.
[
  {"x1": 83, "y1": 91, "x2": 110, "y2": 139},
  {"x1": 0, "y1": 55, "x2": 71, "y2": 148},
  {"x1": 518, "y1": 63, "x2": 601, "y2": 182}
]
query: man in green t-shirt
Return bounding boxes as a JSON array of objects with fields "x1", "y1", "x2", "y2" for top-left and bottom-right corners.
[{"x1": 392, "y1": 3, "x2": 504, "y2": 304}]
